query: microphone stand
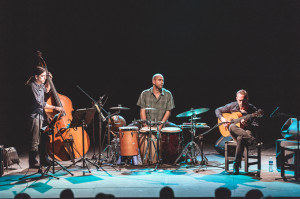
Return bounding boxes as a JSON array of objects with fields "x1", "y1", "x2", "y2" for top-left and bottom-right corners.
[{"x1": 76, "y1": 85, "x2": 110, "y2": 171}]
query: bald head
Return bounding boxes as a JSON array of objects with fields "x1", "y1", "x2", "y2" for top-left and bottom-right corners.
[
  {"x1": 152, "y1": 73, "x2": 164, "y2": 81},
  {"x1": 152, "y1": 73, "x2": 164, "y2": 90}
]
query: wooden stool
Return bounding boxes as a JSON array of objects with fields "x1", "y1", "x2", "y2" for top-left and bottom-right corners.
[
  {"x1": 225, "y1": 140, "x2": 261, "y2": 176},
  {"x1": 280, "y1": 145, "x2": 300, "y2": 179}
]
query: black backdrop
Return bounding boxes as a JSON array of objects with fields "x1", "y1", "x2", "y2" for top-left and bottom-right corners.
[{"x1": 1, "y1": 1, "x2": 300, "y2": 151}]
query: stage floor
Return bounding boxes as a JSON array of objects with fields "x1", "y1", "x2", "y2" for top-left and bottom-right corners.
[{"x1": 1, "y1": 145, "x2": 300, "y2": 199}]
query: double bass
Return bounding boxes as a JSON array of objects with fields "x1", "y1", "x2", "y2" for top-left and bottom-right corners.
[{"x1": 38, "y1": 51, "x2": 90, "y2": 161}]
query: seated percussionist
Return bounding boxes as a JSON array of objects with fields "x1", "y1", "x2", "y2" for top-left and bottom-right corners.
[
  {"x1": 137, "y1": 73, "x2": 175, "y2": 129},
  {"x1": 136, "y1": 73, "x2": 176, "y2": 164}
]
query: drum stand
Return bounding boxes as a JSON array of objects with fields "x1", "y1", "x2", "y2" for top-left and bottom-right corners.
[
  {"x1": 142, "y1": 121, "x2": 159, "y2": 166},
  {"x1": 99, "y1": 116, "x2": 120, "y2": 171},
  {"x1": 154, "y1": 123, "x2": 163, "y2": 171},
  {"x1": 174, "y1": 114, "x2": 206, "y2": 166},
  {"x1": 141, "y1": 107, "x2": 163, "y2": 167}
]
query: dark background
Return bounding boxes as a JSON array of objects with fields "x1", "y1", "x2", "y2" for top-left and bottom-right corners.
[{"x1": 0, "y1": 1, "x2": 299, "y2": 152}]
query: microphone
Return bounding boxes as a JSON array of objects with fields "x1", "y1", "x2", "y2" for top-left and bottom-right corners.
[
  {"x1": 270, "y1": 107, "x2": 279, "y2": 118},
  {"x1": 100, "y1": 94, "x2": 106, "y2": 100},
  {"x1": 94, "y1": 104, "x2": 106, "y2": 122},
  {"x1": 100, "y1": 111, "x2": 106, "y2": 122}
]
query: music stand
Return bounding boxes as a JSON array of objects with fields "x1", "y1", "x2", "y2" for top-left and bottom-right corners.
[
  {"x1": 67, "y1": 108, "x2": 99, "y2": 173},
  {"x1": 19, "y1": 113, "x2": 71, "y2": 181}
]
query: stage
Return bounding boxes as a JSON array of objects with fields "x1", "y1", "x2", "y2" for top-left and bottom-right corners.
[{"x1": 1, "y1": 145, "x2": 300, "y2": 199}]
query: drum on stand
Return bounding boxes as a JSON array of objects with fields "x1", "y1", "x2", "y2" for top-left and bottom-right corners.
[
  {"x1": 109, "y1": 115, "x2": 126, "y2": 136},
  {"x1": 119, "y1": 126, "x2": 139, "y2": 156},
  {"x1": 160, "y1": 127, "x2": 182, "y2": 164},
  {"x1": 138, "y1": 127, "x2": 158, "y2": 164}
]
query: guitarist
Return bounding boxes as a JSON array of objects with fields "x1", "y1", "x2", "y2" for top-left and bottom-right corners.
[{"x1": 215, "y1": 89, "x2": 260, "y2": 174}]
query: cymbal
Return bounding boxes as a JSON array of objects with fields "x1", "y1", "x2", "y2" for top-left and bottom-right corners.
[
  {"x1": 109, "y1": 106, "x2": 130, "y2": 110},
  {"x1": 176, "y1": 108, "x2": 209, "y2": 118}
]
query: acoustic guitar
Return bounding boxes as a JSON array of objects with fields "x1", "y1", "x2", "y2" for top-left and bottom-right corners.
[{"x1": 218, "y1": 109, "x2": 264, "y2": 137}]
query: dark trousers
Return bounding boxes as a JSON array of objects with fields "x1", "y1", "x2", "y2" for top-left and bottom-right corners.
[
  {"x1": 229, "y1": 124, "x2": 255, "y2": 164},
  {"x1": 28, "y1": 117, "x2": 48, "y2": 164}
]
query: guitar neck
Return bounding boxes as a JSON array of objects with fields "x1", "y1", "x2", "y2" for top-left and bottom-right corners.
[{"x1": 232, "y1": 113, "x2": 252, "y2": 124}]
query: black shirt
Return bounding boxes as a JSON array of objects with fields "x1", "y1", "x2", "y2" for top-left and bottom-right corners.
[{"x1": 27, "y1": 81, "x2": 47, "y2": 120}]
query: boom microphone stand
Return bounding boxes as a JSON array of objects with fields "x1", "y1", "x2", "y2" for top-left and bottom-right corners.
[{"x1": 76, "y1": 86, "x2": 116, "y2": 171}]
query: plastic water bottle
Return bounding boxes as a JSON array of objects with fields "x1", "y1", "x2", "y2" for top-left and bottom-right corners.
[{"x1": 269, "y1": 157, "x2": 273, "y2": 172}]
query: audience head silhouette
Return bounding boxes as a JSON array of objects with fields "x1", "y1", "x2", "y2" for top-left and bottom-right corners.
[
  {"x1": 245, "y1": 189, "x2": 263, "y2": 199},
  {"x1": 215, "y1": 187, "x2": 231, "y2": 199},
  {"x1": 95, "y1": 193, "x2": 108, "y2": 199},
  {"x1": 60, "y1": 189, "x2": 74, "y2": 199},
  {"x1": 14, "y1": 193, "x2": 31, "y2": 199},
  {"x1": 159, "y1": 186, "x2": 175, "y2": 199}
]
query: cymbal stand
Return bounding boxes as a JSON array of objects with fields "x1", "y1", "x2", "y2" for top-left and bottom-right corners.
[
  {"x1": 105, "y1": 112, "x2": 120, "y2": 161},
  {"x1": 174, "y1": 114, "x2": 203, "y2": 165},
  {"x1": 101, "y1": 116, "x2": 120, "y2": 171}
]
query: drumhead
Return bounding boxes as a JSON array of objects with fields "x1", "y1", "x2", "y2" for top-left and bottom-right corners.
[
  {"x1": 139, "y1": 126, "x2": 158, "y2": 133},
  {"x1": 119, "y1": 126, "x2": 139, "y2": 131},
  {"x1": 161, "y1": 127, "x2": 182, "y2": 133},
  {"x1": 179, "y1": 123, "x2": 209, "y2": 129}
]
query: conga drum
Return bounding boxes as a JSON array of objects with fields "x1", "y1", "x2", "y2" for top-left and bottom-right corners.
[
  {"x1": 160, "y1": 127, "x2": 182, "y2": 164},
  {"x1": 139, "y1": 127, "x2": 158, "y2": 164},
  {"x1": 119, "y1": 126, "x2": 139, "y2": 156}
]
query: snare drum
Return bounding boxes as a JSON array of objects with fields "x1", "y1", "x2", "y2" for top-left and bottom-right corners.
[
  {"x1": 119, "y1": 126, "x2": 139, "y2": 156},
  {"x1": 160, "y1": 127, "x2": 182, "y2": 164},
  {"x1": 138, "y1": 127, "x2": 159, "y2": 164}
]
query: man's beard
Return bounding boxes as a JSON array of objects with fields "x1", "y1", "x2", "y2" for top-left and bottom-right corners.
[{"x1": 154, "y1": 85, "x2": 163, "y2": 91}]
